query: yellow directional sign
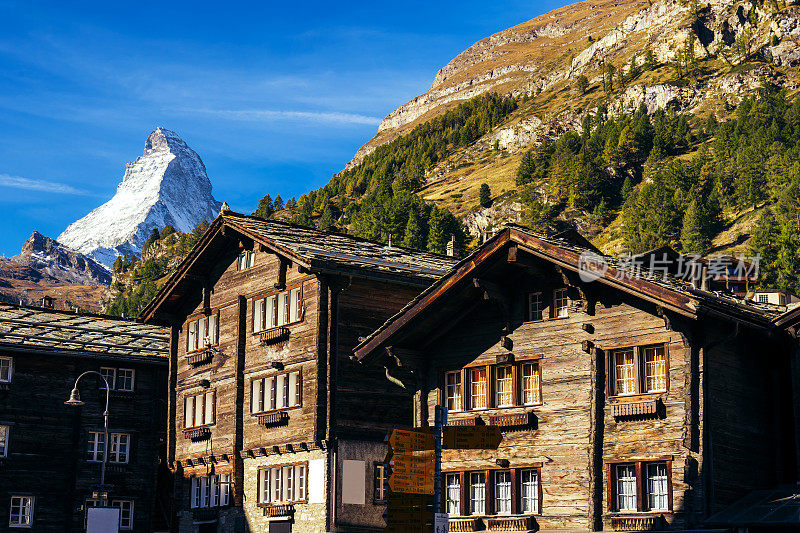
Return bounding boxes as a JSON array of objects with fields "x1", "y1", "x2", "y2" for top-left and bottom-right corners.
[
  {"x1": 388, "y1": 428, "x2": 435, "y2": 453},
  {"x1": 443, "y1": 425, "x2": 502, "y2": 450},
  {"x1": 389, "y1": 451, "x2": 435, "y2": 495}
]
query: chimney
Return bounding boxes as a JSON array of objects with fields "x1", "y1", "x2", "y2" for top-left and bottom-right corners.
[
  {"x1": 40, "y1": 296, "x2": 55, "y2": 309},
  {"x1": 446, "y1": 235, "x2": 457, "y2": 258}
]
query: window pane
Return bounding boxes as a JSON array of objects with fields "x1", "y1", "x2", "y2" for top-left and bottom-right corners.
[
  {"x1": 553, "y1": 288, "x2": 569, "y2": 318},
  {"x1": 10, "y1": 496, "x2": 33, "y2": 526},
  {"x1": 100, "y1": 367, "x2": 115, "y2": 390},
  {"x1": 276, "y1": 374, "x2": 286, "y2": 409},
  {"x1": 254, "y1": 299, "x2": 265, "y2": 332},
  {"x1": 296, "y1": 465, "x2": 306, "y2": 501},
  {"x1": 616, "y1": 464, "x2": 637, "y2": 511},
  {"x1": 644, "y1": 346, "x2": 667, "y2": 392},
  {"x1": 194, "y1": 395, "x2": 204, "y2": 427},
  {"x1": 252, "y1": 379, "x2": 263, "y2": 413},
  {"x1": 445, "y1": 474, "x2": 460, "y2": 515},
  {"x1": 266, "y1": 296, "x2": 276, "y2": 329},
  {"x1": 289, "y1": 288, "x2": 301, "y2": 323},
  {"x1": 446, "y1": 372, "x2": 462, "y2": 411},
  {"x1": 199, "y1": 317, "x2": 207, "y2": 348},
  {"x1": 208, "y1": 314, "x2": 218, "y2": 345},
  {"x1": 266, "y1": 377, "x2": 276, "y2": 410},
  {"x1": 495, "y1": 366, "x2": 513, "y2": 407},
  {"x1": 528, "y1": 292, "x2": 543, "y2": 321},
  {"x1": 247, "y1": 250, "x2": 256, "y2": 268},
  {"x1": 112, "y1": 500, "x2": 133, "y2": 530},
  {"x1": 117, "y1": 369, "x2": 134, "y2": 391},
  {"x1": 646, "y1": 463, "x2": 669, "y2": 510},
  {"x1": 188, "y1": 321, "x2": 197, "y2": 352},
  {"x1": 277, "y1": 292, "x2": 287, "y2": 326},
  {"x1": 520, "y1": 469, "x2": 539, "y2": 513},
  {"x1": 220, "y1": 473, "x2": 230, "y2": 506},
  {"x1": 614, "y1": 350, "x2": 636, "y2": 395},
  {"x1": 283, "y1": 466, "x2": 294, "y2": 501},
  {"x1": 0, "y1": 357, "x2": 10, "y2": 382},
  {"x1": 0, "y1": 425, "x2": 7, "y2": 457},
  {"x1": 272, "y1": 467, "x2": 282, "y2": 502},
  {"x1": 259, "y1": 470, "x2": 269, "y2": 503},
  {"x1": 469, "y1": 473, "x2": 485, "y2": 515},
  {"x1": 494, "y1": 471, "x2": 511, "y2": 514},
  {"x1": 470, "y1": 369, "x2": 487, "y2": 410},
  {"x1": 185, "y1": 396, "x2": 193, "y2": 428},
  {"x1": 204, "y1": 392, "x2": 215, "y2": 425},
  {"x1": 521, "y1": 362, "x2": 541, "y2": 405},
  {"x1": 191, "y1": 478, "x2": 200, "y2": 508}
]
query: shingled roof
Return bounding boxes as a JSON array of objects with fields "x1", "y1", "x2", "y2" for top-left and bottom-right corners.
[
  {"x1": 0, "y1": 303, "x2": 169, "y2": 360},
  {"x1": 354, "y1": 225, "x2": 790, "y2": 362},
  {"x1": 140, "y1": 211, "x2": 459, "y2": 323}
]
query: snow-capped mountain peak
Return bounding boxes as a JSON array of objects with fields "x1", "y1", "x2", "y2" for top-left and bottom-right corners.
[{"x1": 57, "y1": 127, "x2": 222, "y2": 267}]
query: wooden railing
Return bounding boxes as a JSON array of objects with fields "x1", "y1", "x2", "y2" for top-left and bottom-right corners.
[
  {"x1": 448, "y1": 416, "x2": 479, "y2": 426},
  {"x1": 259, "y1": 327, "x2": 290, "y2": 346},
  {"x1": 188, "y1": 349, "x2": 214, "y2": 367},
  {"x1": 485, "y1": 515, "x2": 535, "y2": 531},
  {"x1": 261, "y1": 503, "x2": 295, "y2": 517},
  {"x1": 488, "y1": 411, "x2": 537, "y2": 429},
  {"x1": 610, "y1": 515, "x2": 664, "y2": 531},
  {"x1": 183, "y1": 427, "x2": 211, "y2": 441},
  {"x1": 257, "y1": 411, "x2": 290, "y2": 427},
  {"x1": 611, "y1": 400, "x2": 660, "y2": 419},
  {"x1": 448, "y1": 518, "x2": 481, "y2": 532}
]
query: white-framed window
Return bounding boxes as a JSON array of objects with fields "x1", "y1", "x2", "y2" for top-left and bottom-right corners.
[
  {"x1": 184, "y1": 390, "x2": 215, "y2": 428},
  {"x1": 610, "y1": 345, "x2": 668, "y2": 396},
  {"x1": 616, "y1": 464, "x2": 637, "y2": 512},
  {"x1": 253, "y1": 287, "x2": 303, "y2": 332},
  {"x1": 469, "y1": 368, "x2": 487, "y2": 410},
  {"x1": 87, "y1": 432, "x2": 130, "y2": 463},
  {"x1": 100, "y1": 367, "x2": 116, "y2": 390},
  {"x1": 468, "y1": 472, "x2": 485, "y2": 515},
  {"x1": 116, "y1": 369, "x2": 135, "y2": 392},
  {"x1": 257, "y1": 464, "x2": 307, "y2": 504},
  {"x1": 528, "y1": 292, "x2": 544, "y2": 321},
  {"x1": 494, "y1": 471, "x2": 511, "y2": 514},
  {"x1": 250, "y1": 371, "x2": 301, "y2": 413},
  {"x1": 0, "y1": 356, "x2": 12, "y2": 383},
  {"x1": 613, "y1": 349, "x2": 637, "y2": 396},
  {"x1": 237, "y1": 250, "x2": 256, "y2": 271},
  {"x1": 643, "y1": 346, "x2": 667, "y2": 393},
  {"x1": 9, "y1": 496, "x2": 33, "y2": 527},
  {"x1": 0, "y1": 425, "x2": 8, "y2": 458},
  {"x1": 521, "y1": 362, "x2": 541, "y2": 405},
  {"x1": 374, "y1": 463, "x2": 388, "y2": 502},
  {"x1": 445, "y1": 371, "x2": 462, "y2": 412},
  {"x1": 646, "y1": 463, "x2": 669, "y2": 511},
  {"x1": 495, "y1": 366, "x2": 513, "y2": 407},
  {"x1": 191, "y1": 474, "x2": 231, "y2": 508},
  {"x1": 758, "y1": 293, "x2": 769, "y2": 303},
  {"x1": 111, "y1": 500, "x2": 134, "y2": 530},
  {"x1": 445, "y1": 474, "x2": 460, "y2": 515},
  {"x1": 186, "y1": 314, "x2": 219, "y2": 352},
  {"x1": 552, "y1": 288, "x2": 569, "y2": 318},
  {"x1": 520, "y1": 469, "x2": 539, "y2": 514}
]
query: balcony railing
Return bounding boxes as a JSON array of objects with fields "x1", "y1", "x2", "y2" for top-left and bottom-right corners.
[
  {"x1": 259, "y1": 327, "x2": 290, "y2": 346},
  {"x1": 448, "y1": 416, "x2": 479, "y2": 426},
  {"x1": 184, "y1": 427, "x2": 211, "y2": 441},
  {"x1": 611, "y1": 400, "x2": 660, "y2": 419},
  {"x1": 257, "y1": 411, "x2": 290, "y2": 427},
  {"x1": 485, "y1": 515, "x2": 535, "y2": 531},
  {"x1": 448, "y1": 518, "x2": 481, "y2": 532},
  {"x1": 261, "y1": 503, "x2": 295, "y2": 517},
  {"x1": 488, "y1": 411, "x2": 537, "y2": 429},
  {"x1": 610, "y1": 515, "x2": 664, "y2": 531},
  {"x1": 188, "y1": 348, "x2": 214, "y2": 367}
]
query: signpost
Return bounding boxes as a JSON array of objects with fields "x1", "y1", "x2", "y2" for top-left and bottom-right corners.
[{"x1": 383, "y1": 407, "x2": 501, "y2": 532}]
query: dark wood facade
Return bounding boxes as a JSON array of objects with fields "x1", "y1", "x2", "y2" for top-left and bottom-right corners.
[
  {"x1": 0, "y1": 303, "x2": 169, "y2": 532},
  {"x1": 140, "y1": 211, "x2": 457, "y2": 533},
  {"x1": 354, "y1": 226, "x2": 799, "y2": 532}
]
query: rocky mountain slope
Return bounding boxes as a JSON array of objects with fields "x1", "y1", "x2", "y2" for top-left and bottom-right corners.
[
  {"x1": 344, "y1": 0, "x2": 800, "y2": 249},
  {"x1": 12, "y1": 231, "x2": 111, "y2": 286},
  {"x1": 58, "y1": 127, "x2": 222, "y2": 267}
]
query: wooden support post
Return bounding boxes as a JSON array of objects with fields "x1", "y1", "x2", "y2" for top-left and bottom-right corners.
[
  {"x1": 233, "y1": 296, "x2": 247, "y2": 507},
  {"x1": 275, "y1": 258, "x2": 288, "y2": 290},
  {"x1": 168, "y1": 325, "x2": 179, "y2": 466},
  {"x1": 588, "y1": 346, "x2": 605, "y2": 531}
]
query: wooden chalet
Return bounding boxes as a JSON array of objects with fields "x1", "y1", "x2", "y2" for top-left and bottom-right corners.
[
  {"x1": 139, "y1": 210, "x2": 458, "y2": 533},
  {"x1": 353, "y1": 225, "x2": 800, "y2": 532},
  {"x1": 0, "y1": 302, "x2": 170, "y2": 532}
]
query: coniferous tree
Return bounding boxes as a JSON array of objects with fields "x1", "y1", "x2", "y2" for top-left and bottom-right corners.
[
  {"x1": 426, "y1": 207, "x2": 447, "y2": 254},
  {"x1": 680, "y1": 198, "x2": 711, "y2": 253},
  {"x1": 577, "y1": 75, "x2": 589, "y2": 95},
  {"x1": 253, "y1": 194, "x2": 274, "y2": 219},
  {"x1": 402, "y1": 209, "x2": 426, "y2": 250},
  {"x1": 274, "y1": 195, "x2": 284, "y2": 211},
  {"x1": 160, "y1": 224, "x2": 175, "y2": 239},
  {"x1": 644, "y1": 49, "x2": 657, "y2": 70},
  {"x1": 750, "y1": 208, "x2": 781, "y2": 287},
  {"x1": 479, "y1": 183, "x2": 492, "y2": 207}
]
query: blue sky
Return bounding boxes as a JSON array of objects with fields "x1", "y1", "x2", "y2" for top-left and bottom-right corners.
[{"x1": 0, "y1": 0, "x2": 568, "y2": 256}]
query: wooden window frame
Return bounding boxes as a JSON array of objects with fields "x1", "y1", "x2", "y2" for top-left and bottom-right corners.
[
  {"x1": 111, "y1": 500, "x2": 134, "y2": 530},
  {"x1": 606, "y1": 344, "x2": 670, "y2": 398},
  {"x1": 0, "y1": 356, "x2": 12, "y2": 384},
  {"x1": 527, "y1": 292, "x2": 545, "y2": 322},
  {"x1": 87, "y1": 431, "x2": 131, "y2": 464},
  {"x1": 236, "y1": 250, "x2": 256, "y2": 271},
  {"x1": 9, "y1": 495, "x2": 34, "y2": 528},
  {"x1": 185, "y1": 311, "x2": 221, "y2": 354},
  {"x1": 184, "y1": 389, "x2": 216, "y2": 429},
  {"x1": 257, "y1": 462, "x2": 308, "y2": 505},
  {"x1": 445, "y1": 466, "x2": 542, "y2": 517},
  {"x1": 249, "y1": 369, "x2": 302, "y2": 415},
  {"x1": 373, "y1": 462, "x2": 389, "y2": 503},
  {"x1": 190, "y1": 473, "x2": 232, "y2": 509},
  {"x1": 99, "y1": 367, "x2": 116, "y2": 390},
  {"x1": 444, "y1": 371, "x2": 463, "y2": 412},
  {"x1": 0, "y1": 425, "x2": 8, "y2": 458},
  {"x1": 116, "y1": 368, "x2": 135, "y2": 392},
  {"x1": 252, "y1": 283, "x2": 304, "y2": 334},
  {"x1": 551, "y1": 287, "x2": 569, "y2": 319},
  {"x1": 605, "y1": 459, "x2": 673, "y2": 514},
  {"x1": 443, "y1": 356, "x2": 543, "y2": 411}
]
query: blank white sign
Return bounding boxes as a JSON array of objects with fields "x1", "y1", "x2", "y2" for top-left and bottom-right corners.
[
  {"x1": 308, "y1": 458, "x2": 326, "y2": 504},
  {"x1": 341, "y1": 459, "x2": 365, "y2": 505},
  {"x1": 87, "y1": 507, "x2": 120, "y2": 533}
]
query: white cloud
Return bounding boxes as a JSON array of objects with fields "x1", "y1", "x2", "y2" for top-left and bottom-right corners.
[
  {"x1": 189, "y1": 108, "x2": 382, "y2": 126},
  {"x1": 0, "y1": 174, "x2": 95, "y2": 196}
]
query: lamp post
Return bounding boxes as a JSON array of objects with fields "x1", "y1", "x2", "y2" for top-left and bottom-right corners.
[{"x1": 65, "y1": 370, "x2": 111, "y2": 505}]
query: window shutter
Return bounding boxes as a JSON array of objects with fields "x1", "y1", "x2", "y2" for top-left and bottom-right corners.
[
  {"x1": 185, "y1": 397, "x2": 193, "y2": 428},
  {"x1": 276, "y1": 374, "x2": 286, "y2": 409},
  {"x1": 188, "y1": 321, "x2": 197, "y2": 351},
  {"x1": 296, "y1": 464, "x2": 306, "y2": 500},
  {"x1": 266, "y1": 296, "x2": 276, "y2": 328},
  {"x1": 209, "y1": 314, "x2": 218, "y2": 344},
  {"x1": 251, "y1": 379, "x2": 262, "y2": 413},
  {"x1": 277, "y1": 292, "x2": 287, "y2": 326},
  {"x1": 198, "y1": 318, "x2": 207, "y2": 347},
  {"x1": 205, "y1": 391, "x2": 215, "y2": 425},
  {"x1": 254, "y1": 299, "x2": 264, "y2": 332},
  {"x1": 194, "y1": 395, "x2": 204, "y2": 427},
  {"x1": 289, "y1": 372, "x2": 299, "y2": 407}
]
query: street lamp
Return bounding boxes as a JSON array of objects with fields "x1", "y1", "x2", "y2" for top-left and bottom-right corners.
[{"x1": 65, "y1": 370, "x2": 111, "y2": 505}]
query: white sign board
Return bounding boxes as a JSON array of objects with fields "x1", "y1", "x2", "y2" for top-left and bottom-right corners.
[
  {"x1": 87, "y1": 507, "x2": 120, "y2": 533},
  {"x1": 341, "y1": 459, "x2": 365, "y2": 505},
  {"x1": 434, "y1": 512, "x2": 449, "y2": 533},
  {"x1": 308, "y1": 458, "x2": 326, "y2": 504}
]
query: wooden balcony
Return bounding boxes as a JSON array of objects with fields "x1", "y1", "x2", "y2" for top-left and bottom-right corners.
[
  {"x1": 448, "y1": 517, "x2": 481, "y2": 532},
  {"x1": 488, "y1": 411, "x2": 537, "y2": 429},
  {"x1": 261, "y1": 503, "x2": 295, "y2": 517},
  {"x1": 485, "y1": 515, "x2": 535, "y2": 531},
  {"x1": 187, "y1": 348, "x2": 214, "y2": 367},
  {"x1": 259, "y1": 327, "x2": 290, "y2": 346},
  {"x1": 257, "y1": 411, "x2": 290, "y2": 427},
  {"x1": 192, "y1": 508, "x2": 218, "y2": 522},
  {"x1": 448, "y1": 416, "x2": 479, "y2": 426},
  {"x1": 184, "y1": 427, "x2": 211, "y2": 441},
  {"x1": 610, "y1": 515, "x2": 664, "y2": 531},
  {"x1": 611, "y1": 400, "x2": 660, "y2": 419}
]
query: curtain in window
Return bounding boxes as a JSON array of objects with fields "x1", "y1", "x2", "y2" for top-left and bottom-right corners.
[
  {"x1": 616, "y1": 464, "x2": 637, "y2": 511},
  {"x1": 614, "y1": 350, "x2": 636, "y2": 395},
  {"x1": 644, "y1": 346, "x2": 667, "y2": 392},
  {"x1": 647, "y1": 463, "x2": 669, "y2": 510},
  {"x1": 470, "y1": 369, "x2": 487, "y2": 410},
  {"x1": 469, "y1": 473, "x2": 485, "y2": 515},
  {"x1": 521, "y1": 363, "x2": 541, "y2": 405},
  {"x1": 494, "y1": 471, "x2": 511, "y2": 513},
  {"x1": 520, "y1": 469, "x2": 538, "y2": 513},
  {"x1": 445, "y1": 474, "x2": 461, "y2": 515}
]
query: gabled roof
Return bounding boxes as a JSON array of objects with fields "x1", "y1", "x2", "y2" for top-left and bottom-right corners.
[
  {"x1": 354, "y1": 226, "x2": 787, "y2": 363},
  {"x1": 0, "y1": 303, "x2": 169, "y2": 360},
  {"x1": 140, "y1": 211, "x2": 459, "y2": 324}
]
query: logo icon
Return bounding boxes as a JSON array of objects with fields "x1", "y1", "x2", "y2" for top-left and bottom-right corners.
[{"x1": 578, "y1": 251, "x2": 608, "y2": 283}]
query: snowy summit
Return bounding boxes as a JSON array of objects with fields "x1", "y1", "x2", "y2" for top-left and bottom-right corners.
[{"x1": 58, "y1": 127, "x2": 222, "y2": 267}]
